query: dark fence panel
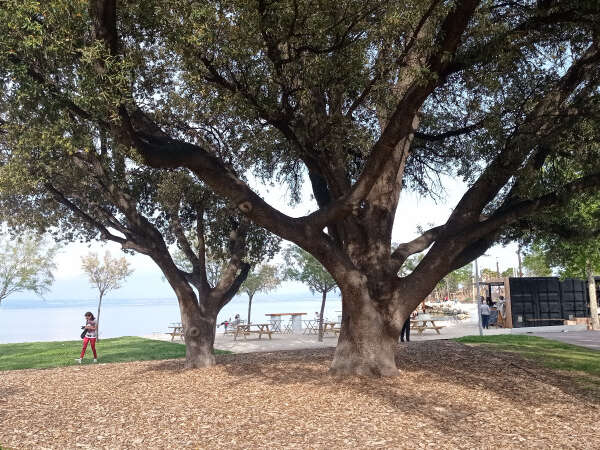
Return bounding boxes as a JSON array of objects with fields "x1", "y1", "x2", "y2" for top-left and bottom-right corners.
[
  {"x1": 561, "y1": 278, "x2": 590, "y2": 320},
  {"x1": 509, "y1": 277, "x2": 590, "y2": 328}
]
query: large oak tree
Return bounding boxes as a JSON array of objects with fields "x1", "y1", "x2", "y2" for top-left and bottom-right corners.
[
  {"x1": 0, "y1": 123, "x2": 278, "y2": 367},
  {"x1": 2, "y1": 0, "x2": 600, "y2": 375}
]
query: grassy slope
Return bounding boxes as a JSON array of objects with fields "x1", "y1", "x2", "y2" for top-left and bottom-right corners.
[
  {"x1": 456, "y1": 334, "x2": 600, "y2": 391},
  {"x1": 0, "y1": 336, "x2": 230, "y2": 371}
]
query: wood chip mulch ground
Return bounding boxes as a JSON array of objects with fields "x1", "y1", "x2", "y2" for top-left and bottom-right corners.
[{"x1": 1, "y1": 341, "x2": 599, "y2": 449}]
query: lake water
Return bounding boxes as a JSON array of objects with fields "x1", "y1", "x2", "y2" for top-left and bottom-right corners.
[{"x1": 0, "y1": 295, "x2": 343, "y2": 344}]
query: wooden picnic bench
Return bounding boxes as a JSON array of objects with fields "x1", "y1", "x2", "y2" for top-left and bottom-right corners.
[
  {"x1": 168, "y1": 324, "x2": 184, "y2": 341},
  {"x1": 322, "y1": 322, "x2": 341, "y2": 336},
  {"x1": 223, "y1": 325, "x2": 238, "y2": 335},
  {"x1": 234, "y1": 323, "x2": 273, "y2": 341},
  {"x1": 410, "y1": 319, "x2": 445, "y2": 335}
]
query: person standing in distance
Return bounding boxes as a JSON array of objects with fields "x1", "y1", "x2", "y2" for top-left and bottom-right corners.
[
  {"x1": 400, "y1": 310, "x2": 416, "y2": 342},
  {"x1": 480, "y1": 298, "x2": 491, "y2": 330},
  {"x1": 76, "y1": 312, "x2": 98, "y2": 364}
]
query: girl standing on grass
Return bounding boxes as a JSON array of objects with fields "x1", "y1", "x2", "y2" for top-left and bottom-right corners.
[{"x1": 76, "y1": 312, "x2": 98, "y2": 364}]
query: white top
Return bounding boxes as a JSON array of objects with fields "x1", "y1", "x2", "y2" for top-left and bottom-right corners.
[
  {"x1": 85, "y1": 319, "x2": 97, "y2": 338},
  {"x1": 480, "y1": 304, "x2": 491, "y2": 316}
]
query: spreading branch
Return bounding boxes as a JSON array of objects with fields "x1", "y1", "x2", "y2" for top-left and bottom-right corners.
[
  {"x1": 446, "y1": 41, "x2": 600, "y2": 229},
  {"x1": 391, "y1": 225, "x2": 445, "y2": 269},
  {"x1": 414, "y1": 119, "x2": 485, "y2": 142},
  {"x1": 305, "y1": 0, "x2": 481, "y2": 230}
]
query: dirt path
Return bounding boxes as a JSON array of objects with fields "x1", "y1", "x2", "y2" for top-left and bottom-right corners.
[{"x1": 1, "y1": 341, "x2": 598, "y2": 449}]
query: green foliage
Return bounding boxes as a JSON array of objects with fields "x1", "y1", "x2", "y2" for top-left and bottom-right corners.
[
  {"x1": 0, "y1": 91, "x2": 279, "y2": 299},
  {"x1": 284, "y1": 246, "x2": 336, "y2": 295},
  {"x1": 444, "y1": 263, "x2": 473, "y2": 291},
  {"x1": 156, "y1": 171, "x2": 280, "y2": 267},
  {"x1": 519, "y1": 194, "x2": 600, "y2": 279},
  {"x1": 4, "y1": 0, "x2": 597, "y2": 199},
  {"x1": 397, "y1": 253, "x2": 424, "y2": 277},
  {"x1": 0, "y1": 233, "x2": 58, "y2": 304},
  {"x1": 522, "y1": 242, "x2": 553, "y2": 277},
  {"x1": 240, "y1": 264, "x2": 281, "y2": 299},
  {"x1": 432, "y1": 262, "x2": 473, "y2": 299},
  {"x1": 479, "y1": 268, "x2": 497, "y2": 281},
  {"x1": 173, "y1": 234, "x2": 279, "y2": 288},
  {"x1": 0, "y1": 336, "x2": 231, "y2": 371}
]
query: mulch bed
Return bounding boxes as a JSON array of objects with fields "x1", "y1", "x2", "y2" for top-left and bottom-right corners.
[{"x1": 1, "y1": 341, "x2": 598, "y2": 449}]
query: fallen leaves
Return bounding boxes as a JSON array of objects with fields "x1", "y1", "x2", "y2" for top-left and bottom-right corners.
[{"x1": 0, "y1": 341, "x2": 598, "y2": 449}]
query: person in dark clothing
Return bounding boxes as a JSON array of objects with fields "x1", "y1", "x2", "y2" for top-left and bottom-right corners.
[
  {"x1": 401, "y1": 310, "x2": 417, "y2": 342},
  {"x1": 400, "y1": 317, "x2": 410, "y2": 342}
]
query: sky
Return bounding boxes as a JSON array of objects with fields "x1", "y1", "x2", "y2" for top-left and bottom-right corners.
[{"x1": 9, "y1": 173, "x2": 519, "y2": 301}]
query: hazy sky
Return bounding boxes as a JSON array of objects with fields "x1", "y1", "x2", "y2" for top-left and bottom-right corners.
[{"x1": 11, "y1": 173, "x2": 519, "y2": 301}]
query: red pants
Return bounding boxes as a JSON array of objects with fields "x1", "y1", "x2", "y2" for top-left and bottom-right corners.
[{"x1": 80, "y1": 337, "x2": 97, "y2": 359}]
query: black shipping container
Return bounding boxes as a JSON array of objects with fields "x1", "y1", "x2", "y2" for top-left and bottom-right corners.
[{"x1": 509, "y1": 277, "x2": 592, "y2": 328}]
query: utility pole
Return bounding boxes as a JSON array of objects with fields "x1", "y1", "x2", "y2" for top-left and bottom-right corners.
[
  {"x1": 496, "y1": 258, "x2": 500, "y2": 278},
  {"x1": 517, "y1": 244, "x2": 523, "y2": 277},
  {"x1": 475, "y1": 258, "x2": 483, "y2": 336}
]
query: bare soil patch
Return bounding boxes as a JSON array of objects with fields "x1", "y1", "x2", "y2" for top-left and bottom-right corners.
[{"x1": 1, "y1": 341, "x2": 598, "y2": 449}]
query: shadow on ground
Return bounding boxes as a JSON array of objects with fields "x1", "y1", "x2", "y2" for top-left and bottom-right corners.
[{"x1": 139, "y1": 339, "x2": 600, "y2": 437}]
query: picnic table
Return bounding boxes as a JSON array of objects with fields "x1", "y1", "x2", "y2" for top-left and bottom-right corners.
[
  {"x1": 303, "y1": 320, "x2": 318, "y2": 335},
  {"x1": 322, "y1": 322, "x2": 341, "y2": 336},
  {"x1": 410, "y1": 318, "x2": 445, "y2": 335},
  {"x1": 222, "y1": 323, "x2": 239, "y2": 335},
  {"x1": 265, "y1": 313, "x2": 306, "y2": 333},
  {"x1": 234, "y1": 323, "x2": 273, "y2": 341},
  {"x1": 167, "y1": 324, "x2": 184, "y2": 341}
]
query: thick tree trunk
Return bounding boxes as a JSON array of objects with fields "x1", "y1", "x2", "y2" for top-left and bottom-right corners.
[
  {"x1": 182, "y1": 313, "x2": 217, "y2": 368},
  {"x1": 150, "y1": 244, "x2": 249, "y2": 369},
  {"x1": 331, "y1": 313, "x2": 399, "y2": 376},
  {"x1": 318, "y1": 291, "x2": 327, "y2": 342},
  {"x1": 329, "y1": 283, "x2": 403, "y2": 377},
  {"x1": 178, "y1": 294, "x2": 218, "y2": 368}
]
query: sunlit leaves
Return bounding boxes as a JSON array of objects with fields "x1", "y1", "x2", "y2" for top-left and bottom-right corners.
[
  {"x1": 284, "y1": 245, "x2": 336, "y2": 294},
  {"x1": 0, "y1": 232, "x2": 58, "y2": 304}
]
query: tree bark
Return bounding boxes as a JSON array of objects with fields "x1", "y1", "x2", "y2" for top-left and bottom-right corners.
[
  {"x1": 181, "y1": 307, "x2": 218, "y2": 369},
  {"x1": 174, "y1": 287, "x2": 218, "y2": 368},
  {"x1": 329, "y1": 282, "x2": 404, "y2": 377},
  {"x1": 247, "y1": 293, "x2": 254, "y2": 325},
  {"x1": 318, "y1": 291, "x2": 327, "y2": 342},
  {"x1": 586, "y1": 261, "x2": 600, "y2": 331},
  {"x1": 331, "y1": 313, "x2": 399, "y2": 377}
]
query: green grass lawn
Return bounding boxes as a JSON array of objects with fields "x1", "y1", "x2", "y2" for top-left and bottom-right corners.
[
  {"x1": 456, "y1": 334, "x2": 600, "y2": 391},
  {"x1": 0, "y1": 336, "x2": 230, "y2": 371}
]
